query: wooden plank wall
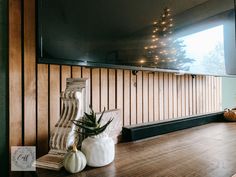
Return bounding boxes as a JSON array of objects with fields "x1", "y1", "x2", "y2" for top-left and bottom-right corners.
[{"x1": 9, "y1": 0, "x2": 222, "y2": 168}]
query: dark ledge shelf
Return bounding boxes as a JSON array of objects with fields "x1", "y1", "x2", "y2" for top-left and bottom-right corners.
[{"x1": 122, "y1": 112, "x2": 224, "y2": 142}]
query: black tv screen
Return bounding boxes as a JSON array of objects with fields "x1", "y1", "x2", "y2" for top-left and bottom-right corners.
[{"x1": 37, "y1": 0, "x2": 236, "y2": 76}]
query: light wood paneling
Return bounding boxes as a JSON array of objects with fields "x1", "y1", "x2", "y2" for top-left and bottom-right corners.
[
  {"x1": 49, "y1": 65, "x2": 60, "y2": 135},
  {"x1": 130, "y1": 74, "x2": 137, "y2": 125},
  {"x1": 92, "y1": 68, "x2": 100, "y2": 112},
  {"x1": 192, "y1": 76, "x2": 197, "y2": 115},
  {"x1": 61, "y1": 66, "x2": 71, "y2": 92},
  {"x1": 143, "y1": 72, "x2": 149, "y2": 123},
  {"x1": 123, "y1": 70, "x2": 130, "y2": 126},
  {"x1": 108, "y1": 69, "x2": 116, "y2": 110},
  {"x1": 37, "y1": 64, "x2": 49, "y2": 156},
  {"x1": 159, "y1": 73, "x2": 164, "y2": 120},
  {"x1": 168, "y1": 74, "x2": 173, "y2": 119},
  {"x1": 9, "y1": 0, "x2": 22, "y2": 148},
  {"x1": 101, "y1": 68, "x2": 108, "y2": 110},
  {"x1": 181, "y1": 75, "x2": 185, "y2": 117},
  {"x1": 116, "y1": 70, "x2": 123, "y2": 125},
  {"x1": 173, "y1": 74, "x2": 178, "y2": 118},
  {"x1": 148, "y1": 73, "x2": 154, "y2": 122},
  {"x1": 72, "y1": 66, "x2": 81, "y2": 78},
  {"x1": 177, "y1": 76, "x2": 182, "y2": 118},
  {"x1": 24, "y1": 0, "x2": 36, "y2": 146},
  {"x1": 82, "y1": 67, "x2": 91, "y2": 105},
  {"x1": 163, "y1": 73, "x2": 169, "y2": 120},
  {"x1": 137, "y1": 72, "x2": 143, "y2": 124},
  {"x1": 154, "y1": 73, "x2": 159, "y2": 121}
]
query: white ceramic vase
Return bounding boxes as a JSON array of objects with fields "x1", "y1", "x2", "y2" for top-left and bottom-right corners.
[{"x1": 81, "y1": 133, "x2": 115, "y2": 167}]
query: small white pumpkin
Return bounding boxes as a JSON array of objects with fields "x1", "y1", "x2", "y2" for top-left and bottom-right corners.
[{"x1": 63, "y1": 145, "x2": 87, "y2": 173}]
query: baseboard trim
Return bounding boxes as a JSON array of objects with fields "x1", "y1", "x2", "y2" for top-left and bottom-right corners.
[{"x1": 122, "y1": 112, "x2": 224, "y2": 142}]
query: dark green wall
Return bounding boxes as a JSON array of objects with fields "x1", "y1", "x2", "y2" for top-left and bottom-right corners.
[{"x1": 0, "y1": 0, "x2": 8, "y2": 176}]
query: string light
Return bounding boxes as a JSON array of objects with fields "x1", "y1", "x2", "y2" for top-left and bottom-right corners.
[
  {"x1": 140, "y1": 60, "x2": 145, "y2": 63},
  {"x1": 161, "y1": 21, "x2": 166, "y2": 25}
]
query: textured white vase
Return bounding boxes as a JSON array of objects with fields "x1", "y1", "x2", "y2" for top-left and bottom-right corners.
[{"x1": 81, "y1": 133, "x2": 115, "y2": 167}]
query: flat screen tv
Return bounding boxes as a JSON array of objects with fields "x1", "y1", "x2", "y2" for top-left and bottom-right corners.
[{"x1": 37, "y1": 0, "x2": 236, "y2": 76}]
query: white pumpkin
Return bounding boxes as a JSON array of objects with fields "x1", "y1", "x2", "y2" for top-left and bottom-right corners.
[{"x1": 63, "y1": 145, "x2": 87, "y2": 173}]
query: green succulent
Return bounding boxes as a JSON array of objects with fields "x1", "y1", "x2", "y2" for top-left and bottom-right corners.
[{"x1": 73, "y1": 107, "x2": 113, "y2": 136}]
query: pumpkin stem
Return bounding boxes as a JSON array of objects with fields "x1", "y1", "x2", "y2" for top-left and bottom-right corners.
[{"x1": 72, "y1": 144, "x2": 78, "y2": 152}]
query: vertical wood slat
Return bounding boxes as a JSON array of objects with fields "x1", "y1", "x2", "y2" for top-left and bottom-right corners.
[
  {"x1": 137, "y1": 72, "x2": 143, "y2": 123},
  {"x1": 61, "y1": 66, "x2": 71, "y2": 92},
  {"x1": 148, "y1": 73, "x2": 154, "y2": 122},
  {"x1": 177, "y1": 75, "x2": 182, "y2": 118},
  {"x1": 206, "y1": 76, "x2": 209, "y2": 113},
  {"x1": 154, "y1": 73, "x2": 159, "y2": 121},
  {"x1": 192, "y1": 76, "x2": 197, "y2": 115},
  {"x1": 123, "y1": 70, "x2": 130, "y2": 126},
  {"x1": 130, "y1": 73, "x2": 137, "y2": 125},
  {"x1": 188, "y1": 75, "x2": 193, "y2": 115},
  {"x1": 9, "y1": 0, "x2": 22, "y2": 148},
  {"x1": 163, "y1": 73, "x2": 169, "y2": 119},
  {"x1": 143, "y1": 72, "x2": 149, "y2": 123},
  {"x1": 82, "y1": 67, "x2": 91, "y2": 106},
  {"x1": 37, "y1": 64, "x2": 49, "y2": 156},
  {"x1": 100, "y1": 68, "x2": 108, "y2": 110},
  {"x1": 72, "y1": 66, "x2": 81, "y2": 78},
  {"x1": 219, "y1": 77, "x2": 222, "y2": 110},
  {"x1": 173, "y1": 74, "x2": 178, "y2": 118},
  {"x1": 168, "y1": 74, "x2": 173, "y2": 119},
  {"x1": 24, "y1": 0, "x2": 36, "y2": 146},
  {"x1": 185, "y1": 75, "x2": 189, "y2": 116},
  {"x1": 116, "y1": 70, "x2": 123, "y2": 125},
  {"x1": 49, "y1": 65, "x2": 60, "y2": 135},
  {"x1": 202, "y1": 76, "x2": 206, "y2": 113},
  {"x1": 181, "y1": 76, "x2": 185, "y2": 117},
  {"x1": 91, "y1": 68, "x2": 100, "y2": 112},
  {"x1": 196, "y1": 76, "x2": 200, "y2": 114},
  {"x1": 108, "y1": 69, "x2": 116, "y2": 110},
  {"x1": 159, "y1": 73, "x2": 164, "y2": 120}
]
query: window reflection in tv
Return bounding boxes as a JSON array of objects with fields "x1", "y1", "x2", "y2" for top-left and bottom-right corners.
[{"x1": 179, "y1": 25, "x2": 225, "y2": 75}]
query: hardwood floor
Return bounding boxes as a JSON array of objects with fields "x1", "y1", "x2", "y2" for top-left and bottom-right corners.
[{"x1": 36, "y1": 122, "x2": 236, "y2": 177}]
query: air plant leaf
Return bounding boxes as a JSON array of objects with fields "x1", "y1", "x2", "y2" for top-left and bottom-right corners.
[
  {"x1": 72, "y1": 106, "x2": 113, "y2": 137},
  {"x1": 98, "y1": 107, "x2": 106, "y2": 124}
]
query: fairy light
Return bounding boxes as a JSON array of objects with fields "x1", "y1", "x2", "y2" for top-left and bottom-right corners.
[{"x1": 140, "y1": 60, "x2": 145, "y2": 63}]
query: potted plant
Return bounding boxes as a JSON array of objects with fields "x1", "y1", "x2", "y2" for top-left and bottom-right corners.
[{"x1": 73, "y1": 107, "x2": 114, "y2": 167}]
